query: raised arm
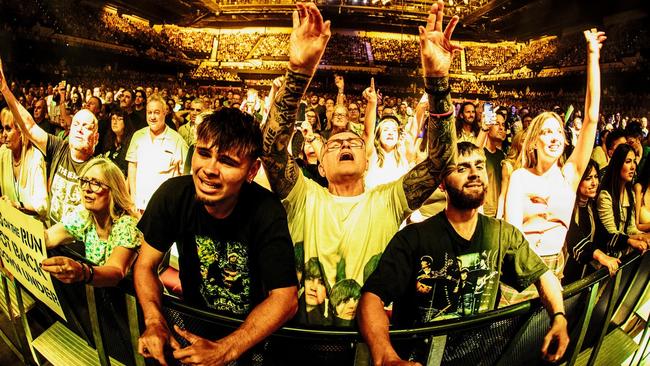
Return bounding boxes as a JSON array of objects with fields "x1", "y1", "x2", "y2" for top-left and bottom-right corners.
[
  {"x1": 0, "y1": 59, "x2": 48, "y2": 153},
  {"x1": 565, "y1": 29, "x2": 606, "y2": 186},
  {"x1": 402, "y1": 1, "x2": 462, "y2": 210},
  {"x1": 260, "y1": 3, "x2": 331, "y2": 198},
  {"x1": 335, "y1": 74, "x2": 345, "y2": 105},
  {"x1": 362, "y1": 78, "x2": 378, "y2": 158}
]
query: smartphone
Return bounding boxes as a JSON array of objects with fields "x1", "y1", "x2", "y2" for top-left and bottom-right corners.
[{"x1": 483, "y1": 102, "x2": 494, "y2": 125}]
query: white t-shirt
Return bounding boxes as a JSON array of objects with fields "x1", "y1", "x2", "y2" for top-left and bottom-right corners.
[{"x1": 126, "y1": 126, "x2": 188, "y2": 210}]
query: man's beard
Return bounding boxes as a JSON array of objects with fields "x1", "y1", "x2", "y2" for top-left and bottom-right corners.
[{"x1": 446, "y1": 183, "x2": 486, "y2": 210}]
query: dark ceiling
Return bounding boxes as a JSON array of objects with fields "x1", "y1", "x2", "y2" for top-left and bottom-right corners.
[{"x1": 95, "y1": 0, "x2": 648, "y2": 41}]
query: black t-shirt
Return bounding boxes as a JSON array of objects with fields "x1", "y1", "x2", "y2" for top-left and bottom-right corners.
[
  {"x1": 363, "y1": 212, "x2": 547, "y2": 327},
  {"x1": 137, "y1": 176, "x2": 297, "y2": 316}
]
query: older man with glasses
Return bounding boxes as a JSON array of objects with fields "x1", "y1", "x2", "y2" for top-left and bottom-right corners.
[{"x1": 261, "y1": 6, "x2": 458, "y2": 364}]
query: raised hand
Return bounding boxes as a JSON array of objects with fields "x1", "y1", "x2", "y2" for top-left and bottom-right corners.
[
  {"x1": 362, "y1": 77, "x2": 377, "y2": 104},
  {"x1": 418, "y1": 1, "x2": 462, "y2": 77},
  {"x1": 584, "y1": 28, "x2": 606, "y2": 54},
  {"x1": 0, "y1": 58, "x2": 8, "y2": 93},
  {"x1": 288, "y1": 2, "x2": 332, "y2": 76},
  {"x1": 335, "y1": 74, "x2": 344, "y2": 92}
]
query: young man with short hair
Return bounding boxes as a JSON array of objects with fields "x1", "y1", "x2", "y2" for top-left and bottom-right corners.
[
  {"x1": 135, "y1": 107, "x2": 297, "y2": 366},
  {"x1": 359, "y1": 142, "x2": 569, "y2": 365}
]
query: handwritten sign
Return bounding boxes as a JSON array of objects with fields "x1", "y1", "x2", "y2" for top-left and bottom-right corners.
[{"x1": 0, "y1": 201, "x2": 66, "y2": 320}]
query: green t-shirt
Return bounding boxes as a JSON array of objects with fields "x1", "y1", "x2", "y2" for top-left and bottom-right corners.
[{"x1": 284, "y1": 173, "x2": 412, "y2": 327}]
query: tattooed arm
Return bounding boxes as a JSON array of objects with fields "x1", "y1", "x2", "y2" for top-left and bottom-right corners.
[
  {"x1": 403, "y1": 0, "x2": 462, "y2": 209},
  {"x1": 260, "y1": 3, "x2": 331, "y2": 199}
]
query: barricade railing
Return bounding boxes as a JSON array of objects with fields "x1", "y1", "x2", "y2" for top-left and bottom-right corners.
[{"x1": 0, "y1": 251, "x2": 646, "y2": 366}]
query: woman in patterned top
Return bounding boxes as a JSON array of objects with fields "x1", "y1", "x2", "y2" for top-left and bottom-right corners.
[{"x1": 41, "y1": 157, "x2": 141, "y2": 287}]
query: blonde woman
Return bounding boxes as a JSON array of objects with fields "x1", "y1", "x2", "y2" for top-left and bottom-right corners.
[
  {"x1": 501, "y1": 29, "x2": 606, "y2": 305},
  {"x1": 42, "y1": 158, "x2": 141, "y2": 287},
  {"x1": 0, "y1": 108, "x2": 48, "y2": 218}
]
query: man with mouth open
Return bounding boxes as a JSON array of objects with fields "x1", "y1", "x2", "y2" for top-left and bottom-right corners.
[
  {"x1": 134, "y1": 107, "x2": 298, "y2": 366},
  {"x1": 262, "y1": 0, "x2": 456, "y2": 347}
]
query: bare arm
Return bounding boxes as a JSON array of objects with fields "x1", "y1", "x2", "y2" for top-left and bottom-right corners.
[
  {"x1": 44, "y1": 223, "x2": 75, "y2": 249},
  {"x1": 402, "y1": 5, "x2": 462, "y2": 210},
  {"x1": 128, "y1": 162, "x2": 137, "y2": 200},
  {"x1": 496, "y1": 161, "x2": 513, "y2": 220},
  {"x1": 260, "y1": 3, "x2": 331, "y2": 198},
  {"x1": 135, "y1": 240, "x2": 176, "y2": 366},
  {"x1": 362, "y1": 78, "x2": 378, "y2": 158},
  {"x1": 0, "y1": 59, "x2": 48, "y2": 153},
  {"x1": 335, "y1": 74, "x2": 345, "y2": 105},
  {"x1": 358, "y1": 292, "x2": 421, "y2": 366},
  {"x1": 41, "y1": 246, "x2": 136, "y2": 287},
  {"x1": 90, "y1": 246, "x2": 137, "y2": 287},
  {"x1": 534, "y1": 271, "x2": 569, "y2": 363},
  {"x1": 172, "y1": 286, "x2": 298, "y2": 365},
  {"x1": 565, "y1": 29, "x2": 606, "y2": 186}
]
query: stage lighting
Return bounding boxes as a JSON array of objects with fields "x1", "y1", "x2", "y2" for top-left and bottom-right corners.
[{"x1": 371, "y1": 0, "x2": 380, "y2": 4}]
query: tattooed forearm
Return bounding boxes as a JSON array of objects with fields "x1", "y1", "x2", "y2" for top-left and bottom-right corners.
[
  {"x1": 403, "y1": 76, "x2": 457, "y2": 209},
  {"x1": 261, "y1": 70, "x2": 312, "y2": 198}
]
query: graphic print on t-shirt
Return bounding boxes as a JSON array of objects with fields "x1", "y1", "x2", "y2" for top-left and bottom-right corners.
[
  {"x1": 415, "y1": 251, "x2": 498, "y2": 322},
  {"x1": 196, "y1": 235, "x2": 250, "y2": 315},
  {"x1": 49, "y1": 166, "x2": 82, "y2": 224}
]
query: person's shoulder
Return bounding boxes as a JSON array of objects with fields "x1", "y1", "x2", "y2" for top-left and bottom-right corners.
[
  {"x1": 157, "y1": 175, "x2": 195, "y2": 197},
  {"x1": 131, "y1": 127, "x2": 148, "y2": 140},
  {"x1": 243, "y1": 182, "x2": 284, "y2": 207},
  {"x1": 165, "y1": 127, "x2": 186, "y2": 141},
  {"x1": 404, "y1": 211, "x2": 447, "y2": 235}
]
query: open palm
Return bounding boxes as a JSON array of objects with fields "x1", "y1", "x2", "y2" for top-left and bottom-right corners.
[
  {"x1": 419, "y1": 1, "x2": 462, "y2": 77},
  {"x1": 289, "y1": 3, "x2": 331, "y2": 75}
]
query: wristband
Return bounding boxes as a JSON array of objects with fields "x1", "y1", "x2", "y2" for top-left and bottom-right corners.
[
  {"x1": 80, "y1": 262, "x2": 88, "y2": 282},
  {"x1": 85, "y1": 264, "x2": 95, "y2": 284},
  {"x1": 551, "y1": 312, "x2": 566, "y2": 323},
  {"x1": 429, "y1": 109, "x2": 454, "y2": 118}
]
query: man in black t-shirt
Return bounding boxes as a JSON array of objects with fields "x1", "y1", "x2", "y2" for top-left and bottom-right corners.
[
  {"x1": 134, "y1": 108, "x2": 298, "y2": 366},
  {"x1": 358, "y1": 142, "x2": 570, "y2": 365}
]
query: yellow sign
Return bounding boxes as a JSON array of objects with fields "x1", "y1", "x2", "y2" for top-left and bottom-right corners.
[{"x1": 0, "y1": 201, "x2": 66, "y2": 320}]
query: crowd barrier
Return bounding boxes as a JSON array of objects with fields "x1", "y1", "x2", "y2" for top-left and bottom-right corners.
[{"x1": 0, "y1": 249, "x2": 647, "y2": 366}]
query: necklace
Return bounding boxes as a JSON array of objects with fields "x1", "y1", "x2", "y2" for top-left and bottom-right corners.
[{"x1": 12, "y1": 158, "x2": 20, "y2": 167}]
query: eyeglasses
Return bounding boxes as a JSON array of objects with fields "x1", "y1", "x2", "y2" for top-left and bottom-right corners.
[
  {"x1": 333, "y1": 113, "x2": 347, "y2": 118},
  {"x1": 79, "y1": 177, "x2": 109, "y2": 193},
  {"x1": 325, "y1": 137, "x2": 365, "y2": 152}
]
